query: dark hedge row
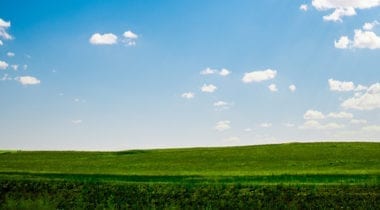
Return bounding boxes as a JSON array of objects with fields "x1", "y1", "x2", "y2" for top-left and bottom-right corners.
[{"x1": 1, "y1": 180, "x2": 379, "y2": 209}]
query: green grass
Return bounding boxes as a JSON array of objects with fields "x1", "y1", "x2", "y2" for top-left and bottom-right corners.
[
  {"x1": 0, "y1": 142, "x2": 379, "y2": 184},
  {"x1": 0, "y1": 142, "x2": 379, "y2": 208}
]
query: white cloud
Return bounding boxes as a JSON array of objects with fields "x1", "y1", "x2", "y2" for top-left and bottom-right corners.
[
  {"x1": 15, "y1": 76, "x2": 41, "y2": 85},
  {"x1": 7, "y1": 52, "x2": 15, "y2": 57},
  {"x1": 201, "y1": 84, "x2": 217, "y2": 93},
  {"x1": 123, "y1": 30, "x2": 138, "y2": 39},
  {"x1": 355, "y1": 85, "x2": 368, "y2": 91},
  {"x1": 0, "y1": 19, "x2": 10, "y2": 28},
  {"x1": 323, "y1": 7, "x2": 356, "y2": 22},
  {"x1": 303, "y1": 109, "x2": 325, "y2": 120},
  {"x1": 242, "y1": 69, "x2": 277, "y2": 83},
  {"x1": 219, "y1": 68, "x2": 230, "y2": 76},
  {"x1": 328, "y1": 78, "x2": 355, "y2": 91},
  {"x1": 23, "y1": 64, "x2": 28, "y2": 70},
  {"x1": 352, "y1": 29, "x2": 380, "y2": 49},
  {"x1": 72, "y1": 120, "x2": 83, "y2": 124},
  {"x1": 11, "y1": 64, "x2": 18, "y2": 71},
  {"x1": 299, "y1": 120, "x2": 344, "y2": 130},
  {"x1": 335, "y1": 36, "x2": 350, "y2": 49},
  {"x1": 0, "y1": 18, "x2": 12, "y2": 40},
  {"x1": 213, "y1": 100, "x2": 232, "y2": 111},
  {"x1": 123, "y1": 30, "x2": 138, "y2": 46},
  {"x1": 300, "y1": 4, "x2": 308, "y2": 11},
  {"x1": 336, "y1": 29, "x2": 380, "y2": 49},
  {"x1": 327, "y1": 111, "x2": 353, "y2": 119},
  {"x1": 362, "y1": 125, "x2": 380, "y2": 132},
  {"x1": 260, "y1": 123, "x2": 272, "y2": 128},
  {"x1": 312, "y1": 0, "x2": 380, "y2": 22},
  {"x1": 350, "y1": 119, "x2": 367, "y2": 124},
  {"x1": 341, "y1": 83, "x2": 380, "y2": 110},
  {"x1": 89, "y1": 33, "x2": 117, "y2": 45},
  {"x1": 289, "y1": 84, "x2": 296, "y2": 92},
  {"x1": 200, "y1": 67, "x2": 230, "y2": 76},
  {"x1": 214, "y1": 120, "x2": 231, "y2": 131},
  {"x1": 244, "y1": 128, "x2": 252, "y2": 132},
  {"x1": 363, "y1": 20, "x2": 379, "y2": 30},
  {"x1": 0, "y1": 40, "x2": 3, "y2": 46},
  {"x1": 0, "y1": 60, "x2": 8, "y2": 70},
  {"x1": 181, "y1": 92, "x2": 195, "y2": 99},
  {"x1": 200, "y1": 67, "x2": 217, "y2": 75},
  {"x1": 312, "y1": 0, "x2": 380, "y2": 10},
  {"x1": 213, "y1": 101, "x2": 228, "y2": 107},
  {"x1": 268, "y1": 84, "x2": 278, "y2": 92}
]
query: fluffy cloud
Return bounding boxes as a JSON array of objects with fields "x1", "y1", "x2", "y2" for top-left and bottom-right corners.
[
  {"x1": 89, "y1": 33, "x2": 117, "y2": 45},
  {"x1": 123, "y1": 30, "x2": 138, "y2": 39},
  {"x1": 200, "y1": 67, "x2": 230, "y2": 76},
  {"x1": 336, "y1": 29, "x2": 380, "y2": 49},
  {"x1": 0, "y1": 18, "x2": 12, "y2": 40},
  {"x1": 303, "y1": 109, "x2": 325, "y2": 120},
  {"x1": 328, "y1": 79, "x2": 355, "y2": 91},
  {"x1": 0, "y1": 60, "x2": 8, "y2": 70},
  {"x1": 327, "y1": 111, "x2": 353, "y2": 119},
  {"x1": 123, "y1": 30, "x2": 138, "y2": 46},
  {"x1": 299, "y1": 120, "x2": 345, "y2": 130},
  {"x1": 15, "y1": 76, "x2": 41, "y2": 85},
  {"x1": 363, "y1": 20, "x2": 379, "y2": 30},
  {"x1": 242, "y1": 69, "x2": 277, "y2": 83},
  {"x1": 334, "y1": 36, "x2": 350, "y2": 49},
  {"x1": 268, "y1": 84, "x2": 278, "y2": 92},
  {"x1": 312, "y1": 0, "x2": 380, "y2": 22},
  {"x1": 0, "y1": 40, "x2": 2, "y2": 46},
  {"x1": 289, "y1": 84, "x2": 296, "y2": 92},
  {"x1": 300, "y1": 4, "x2": 308, "y2": 11},
  {"x1": 214, "y1": 120, "x2": 231, "y2": 131},
  {"x1": 7, "y1": 52, "x2": 15, "y2": 57},
  {"x1": 355, "y1": 85, "x2": 368, "y2": 91},
  {"x1": 341, "y1": 83, "x2": 380, "y2": 110},
  {"x1": 323, "y1": 7, "x2": 356, "y2": 22},
  {"x1": 181, "y1": 92, "x2": 195, "y2": 99},
  {"x1": 0, "y1": 19, "x2": 10, "y2": 28},
  {"x1": 352, "y1": 29, "x2": 380, "y2": 49},
  {"x1": 219, "y1": 68, "x2": 230, "y2": 76},
  {"x1": 201, "y1": 84, "x2": 217, "y2": 93}
]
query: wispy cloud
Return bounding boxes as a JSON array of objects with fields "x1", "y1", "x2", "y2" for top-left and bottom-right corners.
[
  {"x1": 214, "y1": 120, "x2": 231, "y2": 131},
  {"x1": 123, "y1": 30, "x2": 138, "y2": 46},
  {"x1": 181, "y1": 92, "x2": 195, "y2": 99}
]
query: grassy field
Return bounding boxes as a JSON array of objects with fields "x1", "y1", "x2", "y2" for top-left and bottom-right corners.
[{"x1": 1, "y1": 142, "x2": 379, "y2": 208}]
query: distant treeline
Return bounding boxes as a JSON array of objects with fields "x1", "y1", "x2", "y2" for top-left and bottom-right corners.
[{"x1": 1, "y1": 180, "x2": 379, "y2": 209}]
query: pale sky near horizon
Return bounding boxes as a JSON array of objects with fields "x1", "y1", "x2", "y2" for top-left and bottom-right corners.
[{"x1": 0, "y1": 0, "x2": 380, "y2": 150}]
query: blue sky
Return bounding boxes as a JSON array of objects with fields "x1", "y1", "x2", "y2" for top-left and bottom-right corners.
[{"x1": 1, "y1": 0, "x2": 380, "y2": 150}]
